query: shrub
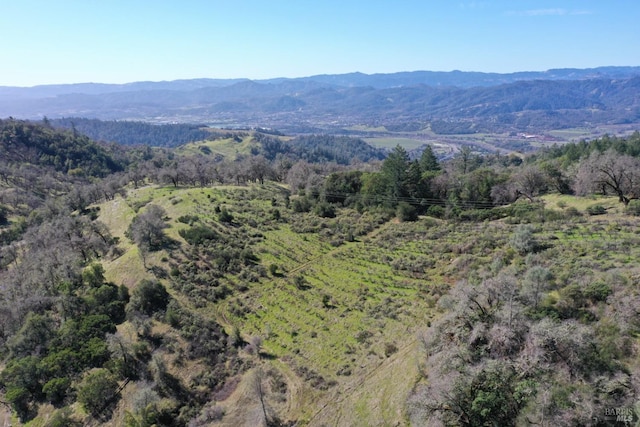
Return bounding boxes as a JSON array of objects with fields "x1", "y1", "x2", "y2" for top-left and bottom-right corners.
[
  {"x1": 292, "y1": 197, "x2": 312, "y2": 213},
  {"x1": 564, "y1": 206, "x2": 582, "y2": 217},
  {"x1": 218, "y1": 208, "x2": 234, "y2": 223},
  {"x1": 179, "y1": 225, "x2": 218, "y2": 245},
  {"x1": 584, "y1": 280, "x2": 612, "y2": 303},
  {"x1": 45, "y1": 407, "x2": 81, "y2": 427},
  {"x1": 314, "y1": 202, "x2": 336, "y2": 218},
  {"x1": 384, "y1": 342, "x2": 398, "y2": 357},
  {"x1": 626, "y1": 200, "x2": 640, "y2": 216},
  {"x1": 509, "y1": 225, "x2": 537, "y2": 255},
  {"x1": 294, "y1": 275, "x2": 309, "y2": 290},
  {"x1": 269, "y1": 263, "x2": 279, "y2": 276},
  {"x1": 396, "y1": 202, "x2": 418, "y2": 222},
  {"x1": 177, "y1": 214, "x2": 199, "y2": 224},
  {"x1": 426, "y1": 205, "x2": 445, "y2": 218},
  {"x1": 586, "y1": 204, "x2": 606, "y2": 215}
]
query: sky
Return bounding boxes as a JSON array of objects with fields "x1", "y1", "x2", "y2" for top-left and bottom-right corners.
[{"x1": 1, "y1": 0, "x2": 639, "y2": 87}]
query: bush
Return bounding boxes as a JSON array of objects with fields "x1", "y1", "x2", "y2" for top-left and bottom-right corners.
[
  {"x1": 509, "y1": 225, "x2": 537, "y2": 254},
  {"x1": 179, "y1": 225, "x2": 218, "y2": 245},
  {"x1": 396, "y1": 202, "x2": 418, "y2": 222},
  {"x1": 564, "y1": 206, "x2": 582, "y2": 217},
  {"x1": 292, "y1": 197, "x2": 312, "y2": 213},
  {"x1": 426, "y1": 205, "x2": 445, "y2": 218},
  {"x1": 626, "y1": 200, "x2": 640, "y2": 216},
  {"x1": 314, "y1": 202, "x2": 336, "y2": 218},
  {"x1": 177, "y1": 214, "x2": 199, "y2": 224},
  {"x1": 45, "y1": 407, "x2": 81, "y2": 427},
  {"x1": 269, "y1": 264, "x2": 279, "y2": 276},
  {"x1": 384, "y1": 342, "x2": 398, "y2": 357},
  {"x1": 218, "y1": 208, "x2": 234, "y2": 223},
  {"x1": 294, "y1": 275, "x2": 309, "y2": 290},
  {"x1": 507, "y1": 202, "x2": 546, "y2": 222},
  {"x1": 586, "y1": 204, "x2": 607, "y2": 215}
]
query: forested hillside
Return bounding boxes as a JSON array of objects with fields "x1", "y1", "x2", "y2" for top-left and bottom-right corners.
[
  {"x1": 51, "y1": 118, "x2": 212, "y2": 147},
  {"x1": 1, "y1": 120, "x2": 640, "y2": 426},
  {"x1": 2, "y1": 70, "x2": 640, "y2": 135}
]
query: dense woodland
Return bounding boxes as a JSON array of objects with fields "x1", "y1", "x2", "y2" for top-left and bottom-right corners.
[
  {"x1": 1, "y1": 118, "x2": 640, "y2": 425},
  {"x1": 51, "y1": 118, "x2": 213, "y2": 148}
]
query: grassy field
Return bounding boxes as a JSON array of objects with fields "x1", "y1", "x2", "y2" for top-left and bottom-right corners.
[
  {"x1": 364, "y1": 137, "x2": 425, "y2": 150},
  {"x1": 176, "y1": 134, "x2": 259, "y2": 160}
]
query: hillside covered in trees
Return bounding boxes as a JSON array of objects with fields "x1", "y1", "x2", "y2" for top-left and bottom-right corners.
[
  {"x1": 1, "y1": 119, "x2": 640, "y2": 425},
  {"x1": 2, "y1": 68, "x2": 640, "y2": 136}
]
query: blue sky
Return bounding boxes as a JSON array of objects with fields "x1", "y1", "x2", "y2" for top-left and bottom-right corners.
[{"x1": 1, "y1": 0, "x2": 639, "y2": 86}]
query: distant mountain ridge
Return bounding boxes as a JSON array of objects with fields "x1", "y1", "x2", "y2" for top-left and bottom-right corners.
[
  {"x1": 2, "y1": 66, "x2": 640, "y2": 96},
  {"x1": 1, "y1": 67, "x2": 640, "y2": 132}
]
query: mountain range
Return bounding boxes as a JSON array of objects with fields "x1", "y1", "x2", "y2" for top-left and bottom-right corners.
[{"x1": 2, "y1": 67, "x2": 640, "y2": 133}]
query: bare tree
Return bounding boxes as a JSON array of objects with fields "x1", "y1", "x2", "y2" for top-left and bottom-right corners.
[
  {"x1": 575, "y1": 149, "x2": 640, "y2": 205},
  {"x1": 513, "y1": 164, "x2": 547, "y2": 201}
]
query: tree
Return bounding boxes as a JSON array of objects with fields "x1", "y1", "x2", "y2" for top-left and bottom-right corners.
[
  {"x1": 127, "y1": 204, "x2": 168, "y2": 258},
  {"x1": 419, "y1": 144, "x2": 440, "y2": 172},
  {"x1": 247, "y1": 155, "x2": 273, "y2": 184},
  {"x1": 1, "y1": 356, "x2": 41, "y2": 421},
  {"x1": 129, "y1": 279, "x2": 170, "y2": 316},
  {"x1": 360, "y1": 172, "x2": 390, "y2": 206},
  {"x1": 405, "y1": 160, "x2": 423, "y2": 199},
  {"x1": 381, "y1": 145, "x2": 410, "y2": 200},
  {"x1": 455, "y1": 145, "x2": 478, "y2": 174},
  {"x1": 541, "y1": 160, "x2": 573, "y2": 194},
  {"x1": 575, "y1": 149, "x2": 640, "y2": 205},
  {"x1": 77, "y1": 368, "x2": 119, "y2": 418},
  {"x1": 323, "y1": 171, "x2": 363, "y2": 204},
  {"x1": 512, "y1": 164, "x2": 547, "y2": 201},
  {"x1": 286, "y1": 161, "x2": 318, "y2": 194}
]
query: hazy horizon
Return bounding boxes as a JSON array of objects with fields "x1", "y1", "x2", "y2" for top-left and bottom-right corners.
[{"x1": 3, "y1": 65, "x2": 640, "y2": 89}]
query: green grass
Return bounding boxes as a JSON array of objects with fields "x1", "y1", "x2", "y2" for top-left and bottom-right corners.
[
  {"x1": 364, "y1": 137, "x2": 426, "y2": 150},
  {"x1": 344, "y1": 125, "x2": 388, "y2": 132},
  {"x1": 176, "y1": 134, "x2": 259, "y2": 160},
  {"x1": 541, "y1": 193, "x2": 622, "y2": 214},
  {"x1": 547, "y1": 128, "x2": 594, "y2": 141}
]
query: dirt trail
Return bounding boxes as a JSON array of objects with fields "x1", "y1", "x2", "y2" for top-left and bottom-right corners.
[{"x1": 305, "y1": 337, "x2": 419, "y2": 426}]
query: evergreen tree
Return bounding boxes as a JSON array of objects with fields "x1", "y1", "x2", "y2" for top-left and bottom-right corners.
[
  {"x1": 381, "y1": 145, "x2": 410, "y2": 200},
  {"x1": 419, "y1": 144, "x2": 440, "y2": 172}
]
